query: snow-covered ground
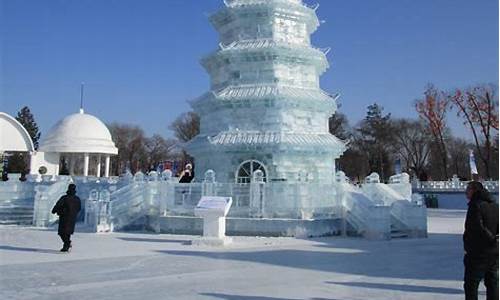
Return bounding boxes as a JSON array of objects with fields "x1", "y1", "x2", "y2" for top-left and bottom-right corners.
[{"x1": 0, "y1": 209, "x2": 483, "y2": 300}]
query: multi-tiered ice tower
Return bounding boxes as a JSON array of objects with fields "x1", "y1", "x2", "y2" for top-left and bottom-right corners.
[{"x1": 187, "y1": 0, "x2": 346, "y2": 184}]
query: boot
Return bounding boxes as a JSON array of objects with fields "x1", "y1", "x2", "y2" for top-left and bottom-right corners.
[{"x1": 61, "y1": 241, "x2": 71, "y2": 252}]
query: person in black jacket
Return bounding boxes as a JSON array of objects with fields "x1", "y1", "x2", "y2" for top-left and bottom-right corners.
[
  {"x1": 52, "y1": 184, "x2": 81, "y2": 252},
  {"x1": 463, "y1": 181, "x2": 499, "y2": 300},
  {"x1": 178, "y1": 163, "x2": 193, "y2": 183}
]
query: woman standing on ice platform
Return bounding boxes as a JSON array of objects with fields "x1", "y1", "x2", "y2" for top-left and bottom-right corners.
[
  {"x1": 179, "y1": 163, "x2": 194, "y2": 183},
  {"x1": 52, "y1": 184, "x2": 81, "y2": 252},
  {"x1": 463, "y1": 181, "x2": 499, "y2": 300}
]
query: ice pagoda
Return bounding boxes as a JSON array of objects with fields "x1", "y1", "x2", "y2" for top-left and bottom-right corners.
[{"x1": 187, "y1": 0, "x2": 346, "y2": 184}]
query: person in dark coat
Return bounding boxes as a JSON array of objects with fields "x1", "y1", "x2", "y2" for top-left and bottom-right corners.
[
  {"x1": 463, "y1": 181, "x2": 499, "y2": 300},
  {"x1": 52, "y1": 184, "x2": 81, "y2": 252},
  {"x1": 178, "y1": 163, "x2": 193, "y2": 183}
]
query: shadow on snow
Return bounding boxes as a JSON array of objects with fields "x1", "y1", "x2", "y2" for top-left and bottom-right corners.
[
  {"x1": 157, "y1": 233, "x2": 463, "y2": 281},
  {"x1": 326, "y1": 281, "x2": 462, "y2": 294}
]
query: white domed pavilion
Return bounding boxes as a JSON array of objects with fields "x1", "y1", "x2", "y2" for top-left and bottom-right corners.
[{"x1": 31, "y1": 109, "x2": 118, "y2": 177}]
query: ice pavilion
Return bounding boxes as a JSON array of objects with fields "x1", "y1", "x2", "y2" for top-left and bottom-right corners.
[{"x1": 30, "y1": 108, "x2": 118, "y2": 178}]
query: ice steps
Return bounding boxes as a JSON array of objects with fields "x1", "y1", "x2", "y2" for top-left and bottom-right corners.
[{"x1": 0, "y1": 202, "x2": 35, "y2": 225}]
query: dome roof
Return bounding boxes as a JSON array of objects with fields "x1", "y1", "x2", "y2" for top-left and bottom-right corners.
[{"x1": 39, "y1": 110, "x2": 118, "y2": 155}]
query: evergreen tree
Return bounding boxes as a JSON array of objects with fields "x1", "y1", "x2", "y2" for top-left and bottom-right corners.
[
  {"x1": 357, "y1": 103, "x2": 393, "y2": 180},
  {"x1": 15, "y1": 106, "x2": 41, "y2": 149}
]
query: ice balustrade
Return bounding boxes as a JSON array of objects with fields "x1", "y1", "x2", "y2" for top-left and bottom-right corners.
[
  {"x1": 79, "y1": 169, "x2": 425, "y2": 239},
  {"x1": 91, "y1": 169, "x2": 345, "y2": 231},
  {"x1": 335, "y1": 171, "x2": 391, "y2": 239},
  {"x1": 158, "y1": 169, "x2": 342, "y2": 219},
  {"x1": 0, "y1": 181, "x2": 36, "y2": 224},
  {"x1": 85, "y1": 188, "x2": 112, "y2": 232},
  {"x1": 412, "y1": 175, "x2": 499, "y2": 193},
  {"x1": 361, "y1": 172, "x2": 427, "y2": 237},
  {"x1": 33, "y1": 177, "x2": 71, "y2": 227},
  {"x1": 0, "y1": 181, "x2": 36, "y2": 206},
  {"x1": 106, "y1": 172, "x2": 150, "y2": 231},
  {"x1": 390, "y1": 200, "x2": 427, "y2": 237}
]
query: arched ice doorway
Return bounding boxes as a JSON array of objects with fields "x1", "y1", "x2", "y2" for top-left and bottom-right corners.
[{"x1": 235, "y1": 159, "x2": 267, "y2": 183}]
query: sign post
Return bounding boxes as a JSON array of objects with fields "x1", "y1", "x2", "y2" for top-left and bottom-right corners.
[{"x1": 193, "y1": 196, "x2": 233, "y2": 246}]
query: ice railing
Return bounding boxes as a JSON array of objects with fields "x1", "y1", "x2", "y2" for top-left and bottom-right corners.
[
  {"x1": 0, "y1": 180, "x2": 36, "y2": 207},
  {"x1": 80, "y1": 169, "x2": 425, "y2": 238},
  {"x1": 335, "y1": 171, "x2": 391, "y2": 239},
  {"x1": 33, "y1": 177, "x2": 72, "y2": 227},
  {"x1": 362, "y1": 172, "x2": 427, "y2": 238},
  {"x1": 412, "y1": 175, "x2": 499, "y2": 193},
  {"x1": 85, "y1": 188, "x2": 113, "y2": 232},
  {"x1": 0, "y1": 180, "x2": 36, "y2": 224},
  {"x1": 90, "y1": 169, "x2": 342, "y2": 231},
  {"x1": 156, "y1": 169, "x2": 341, "y2": 219}
]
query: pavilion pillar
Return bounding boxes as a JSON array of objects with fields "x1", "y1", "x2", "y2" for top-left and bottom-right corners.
[
  {"x1": 96, "y1": 154, "x2": 101, "y2": 177},
  {"x1": 69, "y1": 154, "x2": 76, "y2": 175},
  {"x1": 83, "y1": 153, "x2": 89, "y2": 177},
  {"x1": 104, "y1": 155, "x2": 111, "y2": 178}
]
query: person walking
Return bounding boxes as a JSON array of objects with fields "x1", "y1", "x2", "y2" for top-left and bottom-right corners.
[
  {"x1": 463, "y1": 181, "x2": 499, "y2": 300},
  {"x1": 52, "y1": 184, "x2": 81, "y2": 252}
]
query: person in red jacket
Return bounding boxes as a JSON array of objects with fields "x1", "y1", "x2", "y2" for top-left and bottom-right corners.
[{"x1": 463, "y1": 181, "x2": 499, "y2": 300}]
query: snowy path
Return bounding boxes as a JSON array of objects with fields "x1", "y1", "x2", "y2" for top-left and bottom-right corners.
[{"x1": 0, "y1": 209, "x2": 481, "y2": 300}]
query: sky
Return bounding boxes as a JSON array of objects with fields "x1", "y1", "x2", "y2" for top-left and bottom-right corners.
[{"x1": 1, "y1": 0, "x2": 498, "y2": 141}]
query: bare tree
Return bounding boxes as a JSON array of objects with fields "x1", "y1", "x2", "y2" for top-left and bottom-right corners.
[
  {"x1": 108, "y1": 123, "x2": 148, "y2": 174},
  {"x1": 169, "y1": 112, "x2": 200, "y2": 143},
  {"x1": 415, "y1": 84, "x2": 450, "y2": 179},
  {"x1": 450, "y1": 85, "x2": 499, "y2": 179},
  {"x1": 391, "y1": 119, "x2": 431, "y2": 178},
  {"x1": 145, "y1": 135, "x2": 177, "y2": 168}
]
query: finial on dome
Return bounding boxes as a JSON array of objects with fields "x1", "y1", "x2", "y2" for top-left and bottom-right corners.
[{"x1": 79, "y1": 82, "x2": 85, "y2": 114}]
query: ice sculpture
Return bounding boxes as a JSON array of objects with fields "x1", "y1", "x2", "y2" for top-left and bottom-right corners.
[
  {"x1": 187, "y1": 0, "x2": 346, "y2": 184},
  {"x1": 10, "y1": 0, "x2": 428, "y2": 239}
]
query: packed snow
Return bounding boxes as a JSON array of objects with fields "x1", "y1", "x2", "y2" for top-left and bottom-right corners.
[{"x1": 0, "y1": 209, "x2": 483, "y2": 300}]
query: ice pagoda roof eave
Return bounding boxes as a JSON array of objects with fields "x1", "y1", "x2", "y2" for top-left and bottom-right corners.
[
  {"x1": 197, "y1": 131, "x2": 346, "y2": 152},
  {"x1": 188, "y1": 85, "x2": 339, "y2": 111},
  {"x1": 209, "y1": 1, "x2": 320, "y2": 34},
  {"x1": 200, "y1": 40, "x2": 330, "y2": 74}
]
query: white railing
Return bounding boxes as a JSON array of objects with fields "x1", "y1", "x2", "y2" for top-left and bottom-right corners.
[{"x1": 412, "y1": 180, "x2": 499, "y2": 193}]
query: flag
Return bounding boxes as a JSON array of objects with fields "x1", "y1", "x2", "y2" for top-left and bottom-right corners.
[{"x1": 469, "y1": 150, "x2": 478, "y2": 175}]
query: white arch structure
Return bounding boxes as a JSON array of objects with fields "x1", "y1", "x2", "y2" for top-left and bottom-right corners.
[{"x1": 0, "y1": 112, "x2": 35, "y2": 153}]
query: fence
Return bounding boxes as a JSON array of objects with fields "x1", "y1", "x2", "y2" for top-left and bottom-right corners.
[{"x1": 412, "y1": 178, "x2": 499, "y2": 193}]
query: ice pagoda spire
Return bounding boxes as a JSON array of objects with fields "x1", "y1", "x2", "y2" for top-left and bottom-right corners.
[{"x1": 186, "y1": 0, "x2": 346, "y2": 184}]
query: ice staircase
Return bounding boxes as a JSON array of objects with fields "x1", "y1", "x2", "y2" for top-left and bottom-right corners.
[
  {"x1": 362, "y1": 173, "x2": 427, "y2": 238},
  {"x1": 336, "y1": 171, "x2": 427, "y2": 239},
  {"x1": 108, "y1": 181, "x2": 149, "y2": 231},
  {"x1": 0, "y1": 182, "x2": 36, "y2": 225}
]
